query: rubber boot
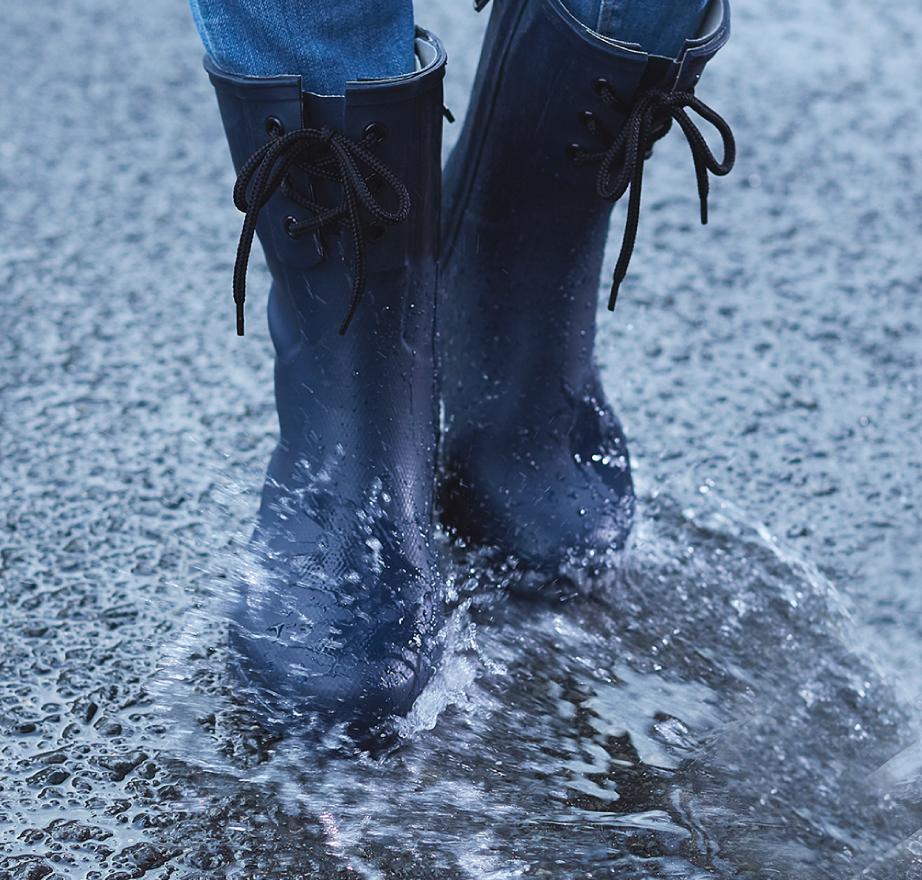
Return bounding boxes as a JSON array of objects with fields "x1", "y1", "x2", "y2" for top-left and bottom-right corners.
[
  {"x1": 206, "y1": 29, "x2": 447, "y2": 743},
  {"x1": 439, "y1": 0, "x2": 733, "y2": 599}
]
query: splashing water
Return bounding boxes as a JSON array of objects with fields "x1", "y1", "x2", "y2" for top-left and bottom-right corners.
[
  {"x1": 133, "y1": 485, "x2": 921, "y2": 880},
  {"x1": 2, "y1": 433, "x2": 921, "y2": 878}
]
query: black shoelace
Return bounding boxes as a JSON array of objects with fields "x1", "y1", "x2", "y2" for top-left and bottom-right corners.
[
  {"x1": 570, "y1": 81, "x2": 735, "y2": 310},
  {"x1": 232, "y1": 124, "x2": 411, "y2": 335}
]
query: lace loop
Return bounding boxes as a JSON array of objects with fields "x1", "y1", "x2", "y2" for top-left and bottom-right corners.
[
  {"x1": 232, "y1": 125, "x2": 411, "y2": 336},
  {"x1": 570, "y1": 82, "x2": 735, "y2": 310}
]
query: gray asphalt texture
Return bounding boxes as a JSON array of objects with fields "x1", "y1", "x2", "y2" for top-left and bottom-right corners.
[{"x1": 2, "y1": 0, "x2": 922, "y2": 876}]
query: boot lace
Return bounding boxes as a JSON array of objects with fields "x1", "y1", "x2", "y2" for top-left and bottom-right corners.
[
  {"x1": 232, "y1": 124, "x2": 411, "y2": 336},
  {"x1": 569, "y1": 80, "x2": 735, "y2": 310}
]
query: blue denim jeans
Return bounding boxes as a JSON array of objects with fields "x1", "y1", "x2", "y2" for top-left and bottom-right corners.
[
  {"x1": 563, "y1": 0, "x2": 708, "y2": 55},
  {"x1": 189, "y1": 0, "x2": 416, "y2": 93},
  {"x1": 189, "y1": 0, "x2": 708, "y2": 94}
]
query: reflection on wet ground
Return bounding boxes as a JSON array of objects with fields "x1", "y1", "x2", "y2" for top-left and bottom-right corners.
[{"x1": 4, "y1": 488, "x2": 920, "y2": 878}]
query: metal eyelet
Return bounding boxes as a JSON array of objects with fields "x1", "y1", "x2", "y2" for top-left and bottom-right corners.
[
  {"x1": 565, "y1": 143, "x2": 583, "y2": 162},
  {"x1": 578, "y1": 110, "x2": 597, "y2": 130},
  {"x1": 591, "y1": 78, "x2": 612, "y2": 99},
  {"x1": 265, "y1": 116, "x2": 285, "y2": 137},
  {"x1": 283, "y1": 216, "x2": 299, "y2": 238},
  {"x1": 365, "y1": 223, "x2": 387, "y2": 243},
  {"x1": 364, "y1": 121, "x2": 389, "y2": 144}
]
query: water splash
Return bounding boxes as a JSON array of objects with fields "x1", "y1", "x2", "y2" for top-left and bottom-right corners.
[
  {"x1": 3, "y1": 447, "x2": 920, "y2": 878},
  {"x1": 141, "y1": 484, "x2": 922, "y2": 879}
]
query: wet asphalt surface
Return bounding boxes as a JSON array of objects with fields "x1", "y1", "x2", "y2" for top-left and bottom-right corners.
[{"x1": 2, "y1": 0, "x2": 922, "y2": 876}]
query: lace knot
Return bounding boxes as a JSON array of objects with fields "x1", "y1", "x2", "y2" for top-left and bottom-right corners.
[
  {"x1": 231, "y1": 123, "x2": 411, "y2": 336},
  {"x1": 571, "y1": 79, "x2": 735, "y2": 310}
]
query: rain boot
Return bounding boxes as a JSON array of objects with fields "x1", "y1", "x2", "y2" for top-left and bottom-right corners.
[
  {"x1": 439, "y1": 0, "x2": 734, "y2": 599},
  {"x1": 206, "y1": 29, "x2": 447, "y2": 742}
]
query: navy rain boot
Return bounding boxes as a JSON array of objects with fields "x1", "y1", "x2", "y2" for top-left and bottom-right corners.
[
  {"x1": 206, "y1": 30, "x2": 447, "y2": 745},
  {"x1": 439, "y1": 0, "x2": 734, "y2": 599}
]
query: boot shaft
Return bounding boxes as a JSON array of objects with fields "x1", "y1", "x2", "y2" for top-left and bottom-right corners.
[
  {"x1": 206, "y1": 32, "x2": 446, "y2": 507},
  {"x1": 206, "y1": 32, "x2": 445, "y2": 341},
  {"x1": 440, "y1": 0, "x2": 730, "y2": 421}
]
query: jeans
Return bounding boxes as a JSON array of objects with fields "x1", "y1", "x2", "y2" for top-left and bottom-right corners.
[
  {"x1": 562, "y1": 0, "x2": 708, "y2": 55},
  {"x1": 188, "y1": 0, "x2": 416, "y2": 94},
  {"x1": 189, "y1": 0, "x2": 708, "y2": 95}
]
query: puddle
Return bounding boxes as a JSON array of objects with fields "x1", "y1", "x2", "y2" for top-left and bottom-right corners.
[{"x1": 5, "y1": 484, "x2": 918, "y2": 879}]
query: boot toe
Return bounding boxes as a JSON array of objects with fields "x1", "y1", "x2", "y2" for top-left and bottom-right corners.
[
  {"x1": 441, "y1": 441, "x2": 633, "y2": 586},
  {"x1": 228, "y1": 562, "x2": 442, "y2": 734}
]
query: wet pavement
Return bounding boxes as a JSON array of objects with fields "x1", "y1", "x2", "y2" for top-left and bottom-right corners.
[{"x1": 2, "y1": 0, "x2": 922, "y2": 876}]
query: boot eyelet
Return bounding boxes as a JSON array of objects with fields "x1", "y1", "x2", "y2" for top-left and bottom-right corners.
[
  {"x1": 364, "y1": 121, "x2": 389, "y2": 144},
  {"x1": 565, "y1": 143, "x2": 583, "y2": 162},
  {"x1": 283, "y1": 216, "x2": 300, "y2": 238},
  {"x1": 591, "y1": 78, "x2": 612, "y2": 99},
  {"x1": 265, "y1": 116, "x2": 285, "y2": 137},
  {"x1": 366, "y1": 223, "x2": 387, "y2": 243},
  {"x1": 578, "y1": 110, "x2": 597, "y2": 130}
]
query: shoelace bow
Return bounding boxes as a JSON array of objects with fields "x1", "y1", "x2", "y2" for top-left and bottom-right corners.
[
  {"x1": 232, "y1": 125, "x2": 411, "y2": 335},
  {"x1": 570, "y1": 81, "x2": 735, "y2": 310}
]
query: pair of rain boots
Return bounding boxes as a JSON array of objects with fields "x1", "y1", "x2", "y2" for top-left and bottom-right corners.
[{"x1": 206, "y1": 0, "x2": 734, "y2": 741}]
